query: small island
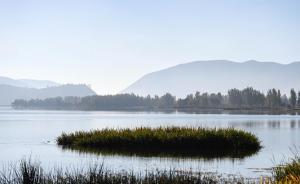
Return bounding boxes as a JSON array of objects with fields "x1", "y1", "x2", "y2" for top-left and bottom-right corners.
[{"x1": 57, "y1": 127, "x2": 261, "y2": 158}]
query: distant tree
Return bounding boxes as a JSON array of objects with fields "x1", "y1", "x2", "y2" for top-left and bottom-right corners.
[
  {"x1": 265, "y1": 90, "x2": 271, "y2": 107},
  {"x1": 277, "y1": 90, "x2": 282, "y2": 106},
  {"x1": 186, "y1": 94, "x2": 194, "y2": 107},
  {"x1": 290, "y1": 89, "x2": 297, "y2": 108},
  {"x1": 240, "y1": 87, "x2": 265, "y2": 107},
  {"x1": 281, "y1": 94, "x2": 289, "y2": 107},
  {"x1": 298, "y1": 91, "x2": 300, "y2": 108},
  {"x1": 266, "y1": 89, "x2": 279, "y2": 108},
  {"x1": 228, "y1": 89, "x2": 242, "y2": 107},
  {"x1": 10, "y1": 87, "x2": 299, "y2": 111},
  {"x1": 159, "y1": 93, "x2": 176, "y2": 108},
  {"x1": 201, "y1": 93, "x2": 209, "y2": 107},
  {"x1": 217, "y1": 92, "x2": 223, "y2": 105},
  {"x1": 209, "y1": 93, "x2": 222, "y2": 107},
  {"x1": 194, "y1": 91, "x2": 201, "y2": 107}
]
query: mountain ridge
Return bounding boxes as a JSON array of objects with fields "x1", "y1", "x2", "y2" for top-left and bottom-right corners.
[
  {"x1": 0, "y1": 76, "x2": 59, "y2": 89},
  {"x1": 0, "y1": 84, "x2": 97, "y2": 105},
  {"x1": 122, "y1": 60, "x2": 300, "y2": 97}
]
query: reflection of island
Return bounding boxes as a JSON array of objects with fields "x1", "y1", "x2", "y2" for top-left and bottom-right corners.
[{"x1": 59, "y1": 145, "x2": 259, "y2": 161}]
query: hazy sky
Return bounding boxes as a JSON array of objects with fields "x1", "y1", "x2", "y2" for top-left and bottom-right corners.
[{"x1": 0, "y1": 0, "x2": 299, "y2": 94}]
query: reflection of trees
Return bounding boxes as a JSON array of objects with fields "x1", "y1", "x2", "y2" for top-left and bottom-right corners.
[
  {"x1": 228, "y1": 120, "x2": 300, "y2": 129},
  {"x1": 290, "y1": 120, "x2": 296, "y2": 128},
  {"x1": 229, "y1": 121, "x2": 265, "y2": 128},
  {"x1": 268, "y1": 121, "x2": 280, "y2": 128},
  {"x1": 268, "y1": 120, "x2": 300, "y2": 129},
  {"x1": 285, "y1": 120, "x2": 300, "y2": 129}
]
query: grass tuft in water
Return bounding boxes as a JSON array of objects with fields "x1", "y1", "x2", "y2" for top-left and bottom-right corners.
[
  {"x1": 273, "y1": 154, "x2": 300, "y2": 183},
  {"x1": 57, "y1": 127, "x2": 261, "y2": 157}
]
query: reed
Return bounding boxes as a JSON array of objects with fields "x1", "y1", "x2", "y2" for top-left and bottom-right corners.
[
  {"x1": 273, "y1": 154, "x2": 300, "y2": 183},
  {"x1": 57, "y1": 127, "x2": 261, "y2": 157},
  {"x1": 0, "y1": 159, "x2": 252, "y2": 184}
]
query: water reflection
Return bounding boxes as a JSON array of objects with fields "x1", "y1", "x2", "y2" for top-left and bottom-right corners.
[
  {"x1": 59, "y1": 145, "x2": 255, "y2": 168},
  {"x1": 290, "y1": 120, "x2": 296, "y2": 128},
  {"x1": 0, "y1": 107, "x2": 300, "y2": 177},
  {"x1": 178, "y1": 109, "x2": 300, "y2": 115},
  {"x1": 228, "y1": 120, "x2": 300, "y2": 129},
  {"x1": 268, "y1": 121, "x2": 280, "y2": 129},
  {"x1": 59, "y1": 145, "x2": 260, "y2": 160}
]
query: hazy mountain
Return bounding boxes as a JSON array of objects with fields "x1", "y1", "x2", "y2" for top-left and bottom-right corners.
[
  {"x1": 0, "y1": 84, "x2": 96, "y2": 105},
  {"x1": 122, "y1": 60, "x2": 300, "y2": 97},
  {"x1": 0, "y1": 76, "x2": 59, "y2": 88},
  {"x1": 18, "y1": 79, "x2": 59, "y2": 88}
]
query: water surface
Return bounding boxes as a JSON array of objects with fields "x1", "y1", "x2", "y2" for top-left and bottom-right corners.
[{"x1": 0, "y1": 107, "x2": 299, "y2": 178}]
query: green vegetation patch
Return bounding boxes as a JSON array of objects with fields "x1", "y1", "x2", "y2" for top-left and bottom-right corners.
[
  {"x1": 273, "y1": 155, "x2": 300, "y2": 182},
  {"x1": 57, "y1": 127, "x2": 261, "y2": 157},
  {"x1": 0, "y1": 159, "x2": 254, "y2": 184}
]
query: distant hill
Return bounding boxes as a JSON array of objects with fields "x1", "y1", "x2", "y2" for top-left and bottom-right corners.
[
  {"x1": 0, "y1": 84, "x2": 96, "y2": 105},
  {"x1": 122, "y1": 60, "x2": 300, "y2": 97},
  {"x1": 0, "y1": 76, "x2": 59, "y2": 88}
]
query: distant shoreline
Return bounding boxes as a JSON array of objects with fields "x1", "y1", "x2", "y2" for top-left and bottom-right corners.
[
  {"x1": 10, "y1": 105, "x2": 300, "y2": 115},
  {"x1": 10, "y1": 87, "x2": 300, "y2": 115}
]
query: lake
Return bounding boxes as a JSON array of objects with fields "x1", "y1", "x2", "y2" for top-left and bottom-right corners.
[{"x1": 0, "y1": 106, "x2": 299, "y2": 178}]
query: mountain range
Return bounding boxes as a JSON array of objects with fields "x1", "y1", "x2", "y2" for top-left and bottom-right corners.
[
  {"x1": 0, "y1": 76, "x2": 59, "y2": 89},
  {"x1": 122, "y1": 60, "x2": 300, "y2": 97},
  {"x1": 3, "y1": 60, "x2": 300, "y2": 105},
  {"x1": 0, "y1": 77, "x2": 96, "y2": 105}
]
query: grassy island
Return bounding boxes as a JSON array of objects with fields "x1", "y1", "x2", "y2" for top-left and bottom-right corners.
[{"x1": 57, "y1": 127, "x2": 261, "y2": 157}]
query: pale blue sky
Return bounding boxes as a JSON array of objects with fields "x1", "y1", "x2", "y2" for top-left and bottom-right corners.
[{"x1": 0, "y1": 0, "x2": 299, "y2": 94}]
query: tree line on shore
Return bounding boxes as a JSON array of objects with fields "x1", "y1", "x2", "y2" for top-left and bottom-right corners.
[{"x1": 11, "y1": 87, "x2": 300, "y2": 110}]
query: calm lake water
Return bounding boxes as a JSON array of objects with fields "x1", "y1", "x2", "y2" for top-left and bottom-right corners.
[{"x1": 0, "y1": 106, "x2": 300, "y2": 178}]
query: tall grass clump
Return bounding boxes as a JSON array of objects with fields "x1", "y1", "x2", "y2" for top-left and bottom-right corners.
[
  {"x1": 273, "y1": 154, "x2": 300, "y2": 183},
  {"x1": 57, "y1": 127, "x2": 261, "y2": 157},
  {"x1": 0, "y1": 159, "x2": 254, "y2": 184}
]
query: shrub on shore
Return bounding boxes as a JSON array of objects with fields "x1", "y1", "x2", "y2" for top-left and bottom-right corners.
[{"x1": 57, "y1": 127, "x2": 261, "y2": 158}]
